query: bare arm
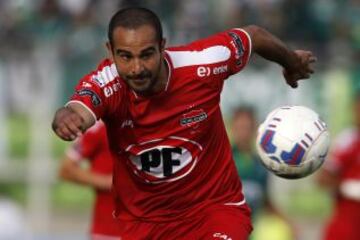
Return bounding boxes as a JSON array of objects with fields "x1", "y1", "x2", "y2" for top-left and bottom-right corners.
[
  {"x1": 317, "y1": 168, "x2": 340, "y2": 191},
  {"x1": 59, "y1": 155, "x2": 112, "y2": 191},
  {"x1": 52, "y1": 102, "x2": 96, "y2": 141},
  {"x1": 243, "y1": 25, "x2": 316, "y2": 88}
]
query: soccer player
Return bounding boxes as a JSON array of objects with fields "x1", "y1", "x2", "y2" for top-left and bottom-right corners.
[
  {"x1": 231, "y1": 106, "x2": 294, "y2": 240},
  {"x1": 317, "y1": 93, "x2": 360, "y2": 240},
  {"x1": 52, "y1": 7, "x2": 316, "y2": 239},
  {"x1": 58, "y1": 121, "x2": 121, "y2": 239}
]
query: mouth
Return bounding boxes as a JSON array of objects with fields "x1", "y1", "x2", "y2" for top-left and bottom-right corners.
[
  {"x1": 131, "y1": 78, "x2": 149, "y2": 85},
  {"x1": 127, "y1": 77, "x2": 152, "y2": 90}
]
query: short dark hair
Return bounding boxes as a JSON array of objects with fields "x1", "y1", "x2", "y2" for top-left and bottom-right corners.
[
  {"x1": 232, "y1": 105, "x2": 257, "y2": 121},
  {"x1": 108, "y1": 7, "x2": 163, "y2": 47}
]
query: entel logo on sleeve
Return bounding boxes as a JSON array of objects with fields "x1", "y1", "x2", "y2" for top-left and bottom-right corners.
[{"x1": 197, "y1": 65, "x2": 228, "y2": 77}]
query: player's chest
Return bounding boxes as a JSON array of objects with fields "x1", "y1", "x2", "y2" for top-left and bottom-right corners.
[
  {"x1": 120, "y1": 79, "x2": 220, "y2": 139},
  {"x1": 343, "y1": 142, "x2": 360, "y2": 178},
  {"x1": 109, "y1": 83, "x2": 222, "y2": 182}
]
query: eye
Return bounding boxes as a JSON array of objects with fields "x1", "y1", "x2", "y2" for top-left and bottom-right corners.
[
  {"x1": 141, "y1": 52, "x2": 154, "y2": 60},
  {"x1": 120, "y1": 54, "x2": 131, "y2": 61}
]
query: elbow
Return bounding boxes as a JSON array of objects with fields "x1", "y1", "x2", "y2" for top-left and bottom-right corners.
[
  {"x1": 243, "y1": 25, "x2": 262, "y2": 35},
  {"x1": 316, "y1": 170, "x2": 338, "y2": 190},
  {"x1": 243, "y1": 25, "x2": 263, "y2": 38},
  {"x1": 242, "y1": 25, "x2": 266, "y2": 52},
  {"x1": 58, "y1": 165, "x2": 70, "y2": 180},
  {"x1": 58, "y1": 160, "x2": 75, "y2": 181}
]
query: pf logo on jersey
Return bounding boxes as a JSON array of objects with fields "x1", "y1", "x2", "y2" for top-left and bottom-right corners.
[{"x1": 125, "y1": 136, "x2": 203, "y2": 184}]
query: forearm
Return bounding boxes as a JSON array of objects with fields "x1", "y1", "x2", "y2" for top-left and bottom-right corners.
[
  {"x1": 243, "y1": 25, "x2": 298, "y2": 69},
  {"x1": 59, "y1": 159, "x2": 112, "y2": 191}
]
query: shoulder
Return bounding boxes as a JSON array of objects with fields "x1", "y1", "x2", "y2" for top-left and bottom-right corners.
[
  {"x1": 165, "y1": 45, "x2": 231, "y2": 70},
  {"x1": 332, "y1": 128, "x2": 359, "y2": 153},
  {"x1": 87, "y1": 59, "x2": 120, "y2": 88},
  {"x1": 166, "y1": 29, "x2": 251, "y2": 77}
]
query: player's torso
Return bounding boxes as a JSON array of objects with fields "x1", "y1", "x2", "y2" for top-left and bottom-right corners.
[
  {"x1": 70, "y1": 28, "x2": 252, "y2": 221},
  {"x1": 107, "y1": 53, "x2": 225, "y2": 184},
  {"x1": 104, "y1": 53, "x2": 243, "y2": 220},
  {"x1": 89, "y1": 124, "x2": 114, "y2": 175},
  {"x1": 333, "y1": 130, "x2": 360, "y2": 214},
  {"x1": 338, "y1": 131, "x2": 360, "y2": 180}
]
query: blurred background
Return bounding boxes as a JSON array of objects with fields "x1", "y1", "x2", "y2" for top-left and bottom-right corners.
[{"x1": 0, "y1": 0, "x2": 359, "y2": 239}]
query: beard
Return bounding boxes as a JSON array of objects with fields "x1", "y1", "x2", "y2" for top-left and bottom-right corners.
[{"x1": 123, "y1": 64, "x2": 162, "y2": 96}]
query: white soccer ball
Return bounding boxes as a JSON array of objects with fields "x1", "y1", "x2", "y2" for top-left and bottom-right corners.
[{"x1": 256, "y1": 106, "x2": 330, "y2": 179}]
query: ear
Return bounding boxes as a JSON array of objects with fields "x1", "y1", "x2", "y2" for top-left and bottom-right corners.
[
  {"x1": 106, "y1": 42, "x2": 114, "y2": 61},
  {"x1": 160, "y1": 38, "x2": 166, "y2": 52},
  {"x1": 160, "y1": 38, "x2": 166, "y2": 59}
]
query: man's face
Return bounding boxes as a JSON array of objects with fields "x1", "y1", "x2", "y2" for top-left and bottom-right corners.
[
  {"x1": 232, "y1": 112, "x2": 256, "y2": 147},
  {"x1": 108, "y1": 25, "x2": 164, "y2": 95}
]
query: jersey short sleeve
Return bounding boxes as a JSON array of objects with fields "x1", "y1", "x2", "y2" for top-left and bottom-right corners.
[
  {"x1": 170, "y1": 28, "x2": 251, "y2": 73},
  {"x1": 221, "y1": 28, "x2": 252, "y2": 75},
  {"x1": 324, "y1": 129, "x2": 357, "y2": 174},
  {"x1": 166, "y1": 28, "x2": 251, "y2": 90},
  {"x1": 67, "y1": 59, "x2": 125, "y2": 121}
]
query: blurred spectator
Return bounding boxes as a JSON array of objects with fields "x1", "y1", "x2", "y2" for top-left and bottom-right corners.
[
  {"x1": 59, "y1": 0, "x2": 105, "y2": 102},
  {"x1": 0, "y1": 1, "x2": 359, "y2": 238},
  {"x1": 317, "y1": 93, "x2": 360, "y2": 240},
  {"x1": 58, "y1": 121, "x2": 121, "y2": 239},
  {"x1": 231, "y1": 106, "x2": 295, "y2": 240}
]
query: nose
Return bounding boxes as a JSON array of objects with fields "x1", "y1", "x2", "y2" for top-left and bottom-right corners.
[{"x1": 131, "y1": 58, "x2": 144, "y2": 75}]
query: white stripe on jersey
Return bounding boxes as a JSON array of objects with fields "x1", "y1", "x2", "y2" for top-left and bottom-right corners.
[
  {"x1": 166, "y1": 46, "x2": 231, "y2": 69},
  {"x1": 92, "y1": 64, "x2": 118, "y2": 88},
  {"x1": 65, "y1": 100, "x2": 97, "y2": 123},
  {"x1": 224, "y1": 198, "x2": 246, "y2": 206}
]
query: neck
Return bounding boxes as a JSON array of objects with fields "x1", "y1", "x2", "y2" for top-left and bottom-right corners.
[
  {"x1": 140, "y1": 58, "x2": 169, "y2": 97},
  {"x1": 236, "y1": 143, "x2": 252, "y2": 154},
  {"x1": 154, "y1": 59, "x2": 169, "y2": 92}
]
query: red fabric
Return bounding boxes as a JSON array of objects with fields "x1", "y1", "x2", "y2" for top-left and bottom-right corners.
[
  {"x1": 69, "y1": 29, "x2": 252, "y2": 224},
  {"x1": 70, "y1": 122, "x2": 121, "y2": 236},
  {"x1": 117, "y1": 204, "x2": 252, "y2": 240},
  {"x1": 322, "y1": 129, "x2": 360, "y2": 240}
]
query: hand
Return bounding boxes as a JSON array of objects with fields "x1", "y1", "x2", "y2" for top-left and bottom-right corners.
[
  {"x1": 283, "y1": 50, "x2": 317, "y2": 88},
  {"x1": 52, "y1": 107, "x2": 84, "y2": 141}
]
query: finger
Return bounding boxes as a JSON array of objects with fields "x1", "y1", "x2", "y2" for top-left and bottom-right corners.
[
  {"x1": 286, "y1": 77, "x2": 298, "y2": 88},
  {"x1": 308, "y1": 56, "x2": 317, "y2": 63},
  {"x1": 307, "y1": 66, "x2": 315, "y2": 74},
  {"x1": 56, "y1": 120, "x2": 80, "y2": 139},
  {"x1": 63, "y1": 120, "x2": 83, "y2": 136},
  {"x1": 68, "y1": 114, "x2": 84, "y2": 131},
  {"x1": 55, "y1": 127, "x2": 75, "y2": 141},
  {"x1": 289, "y1": 81, "x2": 298, "y2": 88},
  {"x1": 301, "y1": 73, "x2": 311, "y2": 79},
  {"x1": 59, "y1": 125, "x2": 77, "y2": 140}
]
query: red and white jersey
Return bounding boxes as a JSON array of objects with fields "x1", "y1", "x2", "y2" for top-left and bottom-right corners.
[
  {"x1": 324, "y1": 128, "x2": 360, "y2": 181},
  {"x1": 68, "y1": 29, "x2": 252, "y2": 222},
  {"x1": 323, "y1": 128, "x2": 360, "y2": 239},
  {"x1": 67, "y1": 121, "x2": 121, "y2": 236}
]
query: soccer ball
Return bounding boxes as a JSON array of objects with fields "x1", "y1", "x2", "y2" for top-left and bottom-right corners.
[{"x1": 256, "y1": 106, "x2": 330, "y2": 179}]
